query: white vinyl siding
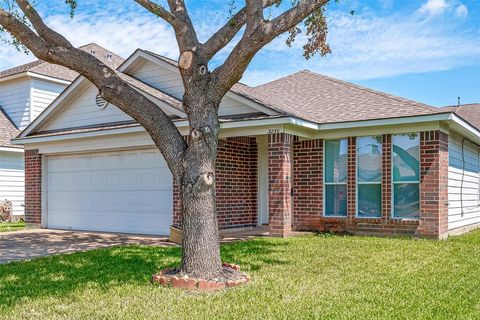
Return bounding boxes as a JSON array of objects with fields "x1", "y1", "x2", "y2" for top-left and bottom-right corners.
[
  {"x1": 131, "y1": 60, "x2": 259, "y2": 116},
  {"x1": 448, "y1": 133, "x2": 480, "y2": 231},
  {"x1": 30, "y1": 79, "x2": 67, "y2": 121},
  {"x1": 46, "y1": 149, "x2": 173, "y2": 235},
  {"x1": 0, "y1": 151, "x2": 24, "y2": 216},
  {"x1": 132, "y1": 60, "x2": 185, "y2": 99},
  {"x1": 0, "y1": 78, "x2": 31, "y2": 129},
  {"x1": 43, "y1": 85, "x2": 133, "y2": 131}
]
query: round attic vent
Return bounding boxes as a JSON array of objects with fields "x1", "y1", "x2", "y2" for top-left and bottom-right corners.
[{"x1": 95, "y1": 93, "x2": 108, "y2": 109}]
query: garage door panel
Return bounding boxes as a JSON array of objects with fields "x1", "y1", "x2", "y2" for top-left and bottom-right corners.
[
  {"x1": 47, "y1": 149, "x2": 173, "y2": 235},
  {"x1": 48, "y1": 170, "x2": 172, "y2": 192}
]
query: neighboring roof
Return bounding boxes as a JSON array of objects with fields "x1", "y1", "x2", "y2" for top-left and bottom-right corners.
[
  {"x1": 442, "y1": 103, "x2": 480, "y2": 129},
  {"x1": 254, "y1": 70, "x2": 447, "y2": 124},
  {"x1": 0, "y1": 43, "x2": 124, "y2": 82},
  {"x1": 0, "y1": 107, "x2": 20, "y2": 148}
]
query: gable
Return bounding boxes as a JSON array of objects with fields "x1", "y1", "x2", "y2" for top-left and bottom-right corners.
[
  {"x1": 0, "y1": 77, "x2": 31, "y2": 129},
  {"x1": 126, "y1": 57, "x2": 264, "y2": 117},
  {"x1": 41, "y1": 82, "x2": 133, "y2": 131}
]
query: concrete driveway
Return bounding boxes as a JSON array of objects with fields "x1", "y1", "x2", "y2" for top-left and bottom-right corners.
[{"x1": 0, "y1": 229, "x2": 173, "y2": 264}]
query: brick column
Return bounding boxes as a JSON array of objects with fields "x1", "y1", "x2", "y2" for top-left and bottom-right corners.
[
  {"x1": 292, "y1": 139, "x2": 323, "y2": 230},
  {"x1": 382, "y1": 134, "x2": 392, "y2": 220},
  {"x1": 346, "y1": 137, "x2": 356, "y2": 229},
  {"x1": 419, "y1": 131, "x2": 449, "y2": 239},
  {"x1": 25, "y1": 149, "x2": 42, "y2": 225},
  {"x1": 268, "y1": 133, "x2": 292, "y2": 237}
]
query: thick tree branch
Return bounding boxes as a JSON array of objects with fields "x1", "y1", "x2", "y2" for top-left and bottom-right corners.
[
  {"x1": 0, "y1": 7, "x2": 47, "y2": 50},
  {"x1": 245, "y1": 0, "x2": 265, "y2": 34},
  {"x1": 166, "y1": 0, "x2": 199, "y2": 53},
  {"x1": 134, "y1": 0, "x2": 176, "y2": 26},
  {"x1": 0, "y1": 7, "x2": 187, "y2": 178},
  {"x1": 201, "y1": 0, "x2": 280, "y2": 61},
  {"x1": 211, "y1": 0, "x2": 329, "y2": 94},
  {"x1": 15, "y1": 0, "x2": 71, "y2": 47}
]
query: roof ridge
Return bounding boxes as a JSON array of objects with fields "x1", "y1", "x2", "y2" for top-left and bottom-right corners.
[
  {"x1": 299, "y1": 69, "x2": 438, "y2": 113},
  {"x1": 443, "y1": 103, "x2": 480, "y2": 108},
  {"x1": 255, "y1": 70, "x2": 306, "y2": 89}
]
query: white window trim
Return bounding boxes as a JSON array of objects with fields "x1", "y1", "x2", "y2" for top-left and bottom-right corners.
[
  {"x1": 323, "y1": 139, "x2": 348, "y2": 218},
  {"x1": 391, "y1": 133, "x2": 421, "y2": 220},
  {"x1": 356, "y1": 135, "x2": 383, "y2": 218}
]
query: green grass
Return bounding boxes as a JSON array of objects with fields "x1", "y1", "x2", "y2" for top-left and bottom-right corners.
[
  {"x1": 1, "y1": 232, "x2": 480, "y2": 319},
  {"x1": 0, "y1": 222, "x2": 24, "y2": 232}
]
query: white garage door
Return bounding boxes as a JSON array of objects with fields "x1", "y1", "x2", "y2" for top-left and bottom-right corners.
[{"x1": 47, "y1": 149, "x2": 173, "y2": 235}]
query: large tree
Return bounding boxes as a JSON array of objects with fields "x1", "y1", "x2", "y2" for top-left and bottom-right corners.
[{"x1": 0, "y1": 0, "x2": 333, "y2": 280}]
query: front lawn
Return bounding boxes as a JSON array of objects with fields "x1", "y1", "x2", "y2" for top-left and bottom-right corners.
[
  {"x1": 0, "y1": 222, "x2": 25, "y2": 233},
  {"x1": 1, "y1": 232, "x2": 480, "y2": 319}
]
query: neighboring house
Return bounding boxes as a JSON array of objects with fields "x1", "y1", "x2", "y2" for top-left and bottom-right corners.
[
  {"x1": 0, "y1": 43, "x2": 123, "y2": 217},
  {"x1": 11, "y1": 48, "x2": 480, "y2": 239}
]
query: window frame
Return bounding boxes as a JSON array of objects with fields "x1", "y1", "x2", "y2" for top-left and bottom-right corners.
[
  {"x1": 356, "y1": 135, "x2": 383, "y2": 218},
  {"x1": 323, "y1": 138, "x2": 348, "y2": 218},
  {"x1": 391, "y1": 133, "x2": 421, "y2": 220}
]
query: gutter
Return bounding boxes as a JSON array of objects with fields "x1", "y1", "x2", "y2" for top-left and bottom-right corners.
[{"x1": 13, "y1": 112, "x2": 462, "y2": 146}]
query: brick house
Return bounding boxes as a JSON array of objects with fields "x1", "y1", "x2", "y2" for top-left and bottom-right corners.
[{"x1": 11, "y1": 48, "x2": 480, "y2": 239}]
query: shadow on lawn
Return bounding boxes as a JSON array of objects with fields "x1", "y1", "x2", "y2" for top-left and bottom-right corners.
[{"x1": 0, "y1": 238, "x2": 288, "y2": 308}]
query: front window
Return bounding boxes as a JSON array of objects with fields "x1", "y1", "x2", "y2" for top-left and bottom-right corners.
[
  {"x1": 392, "y1": 134, "x2": 420, "y2": 219},
  {"x1": 324, "y1": 139, "x2": 348, "y2": 216},
  {"x1": 357, "y1": 136, "x2": 382, "y2": 217}
]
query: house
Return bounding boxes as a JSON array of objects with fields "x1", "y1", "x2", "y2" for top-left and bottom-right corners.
[
  {"x1": 0, "y1": 44, "x2": 123, "y2": 218},
  {"x1": 11, "y1": 48, "x2": 480, "y2": 239}
]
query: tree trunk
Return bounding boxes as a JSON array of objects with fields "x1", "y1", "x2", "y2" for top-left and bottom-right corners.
[{"x1": 177, "y1": 91, "x2": 223, "y2": 279}]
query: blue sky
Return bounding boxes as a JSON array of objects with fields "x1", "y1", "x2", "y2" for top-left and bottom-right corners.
[{"x1": 1, "y1": 0, "x2": 479, "y2": 107}]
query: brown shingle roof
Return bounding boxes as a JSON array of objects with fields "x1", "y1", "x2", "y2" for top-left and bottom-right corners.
[
  {"x1": 0, "y1": 107, "x2": 20, "y2": 148},
  {"x1": 443, "y1": 103, "x2": 480, "y2": 129},
  {"x1": 0, "y1": 43, "x2": 124, "y2": 82},
  {"x1": 255, "y1": 70, "x2": 445, "y2": 124}
]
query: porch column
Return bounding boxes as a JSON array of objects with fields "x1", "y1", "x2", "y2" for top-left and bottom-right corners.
[
  {"x1": 419, "y1": 131, "x2": 449, "y2": 239},
  {"x1": 268, "y1": 133, "x2": 293, "y2": 237},
  {"x1": 25, "y1": 149, "x2": 42, "y2": 226}
]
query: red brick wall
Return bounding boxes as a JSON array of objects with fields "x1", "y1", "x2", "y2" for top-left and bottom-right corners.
[
  {"x1": 24, "y1": 149, "x2": 42, "y2": 224},
  {"x1": 292, "y1": 135, "x2": 424, "y2": 236},
  {"x1": 347, "y1": 137, "x2": 357, "y2": 228},
  {"x1": 173, "y1": 137, "x2": 258, "y2": 230},
  {"x1": 268, "y1": 133, "x2": 292, "y2": 237},
  {"x1": 382, "y1": 134, "x2": 392, "y2": 219},
  {"x1": 292, "y1": 139, "x2": 323, "y2": 229},
  {"x1": 418, "y1": 130, "x2": 449, "y2": 239}
]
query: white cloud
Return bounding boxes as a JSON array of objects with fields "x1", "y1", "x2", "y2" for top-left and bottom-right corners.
[
  {"x1": 379, "y1": 0, "x2": 394, "y2": 9},
  {"x1": 418, "y1": 0, "x2": 450, "y2": 16},
  {"x1": 241, "y1": 10, "x2": 480, "y2": 85},
  {"x1": 455, "y1": 4, "x2": 468, "y2": 17}
]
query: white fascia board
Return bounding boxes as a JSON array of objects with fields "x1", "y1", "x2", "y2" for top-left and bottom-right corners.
[
  {"x1": 0, "y1": 72, "x2": 29, "y2": 83},
  {"x1": 0, "y1": 146, "x2": 24, "y2": 153},
  {"x1": 316, "y1": 113, "x2": 452, "y2": 131},
  {"x1": 15, "y1": 112, "x2": 470, "y2": 146},
  {"x1": 449, "y1": 113, "x2": 480, "y2": 143},
  {"x1": 27, "y1": 72, "x2": 72, "y2": 85}
]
